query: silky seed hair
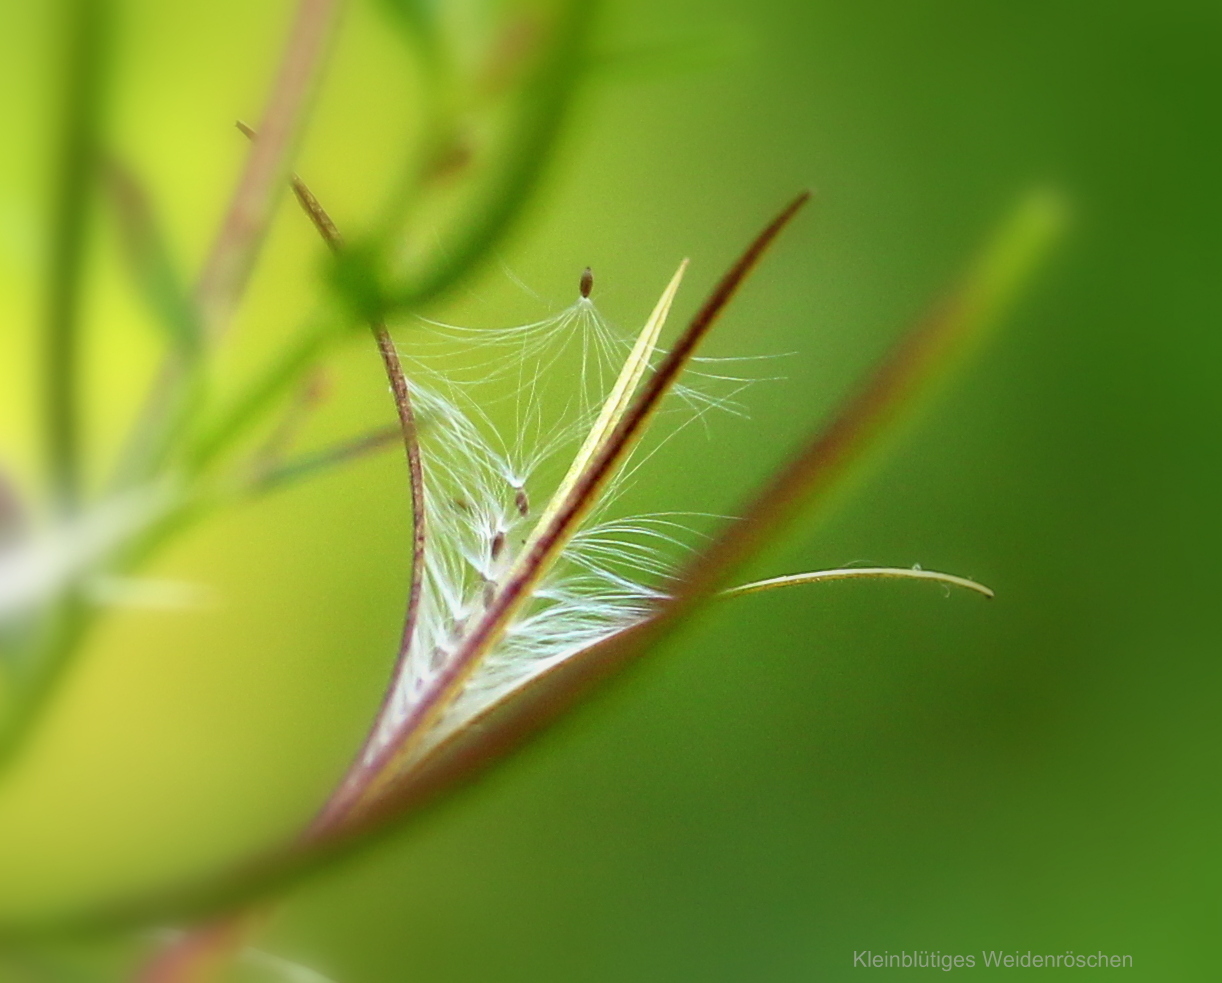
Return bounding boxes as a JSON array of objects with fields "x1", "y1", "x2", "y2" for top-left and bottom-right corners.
[{"x1": 369, "y1": 269, "x2": 771, "y2": 762}]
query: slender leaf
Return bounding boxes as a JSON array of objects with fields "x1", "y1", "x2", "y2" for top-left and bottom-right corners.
[
  {"x1": 44, "y1": 0, "x2": 109, "y2": 515},
  {"x1": 721, "y1": 566, "x2": 994, "y2": 600},
  {"x1": 105, "y1": 162, "x2": 201, "y2": 355}
]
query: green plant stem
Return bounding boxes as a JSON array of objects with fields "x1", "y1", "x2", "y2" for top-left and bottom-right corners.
[
  {"x1": 113, "y1": 0, "x2": 344, "y2": 500},
  {"x1": 338, "y1": 0, "x2": 600, "y2": 317},
  {"x1": 247, "y1": 425, "x2": 400, "y2": 493},
  {"x1": 400, "y1": 1, "x2": 590, "y2": 307},
  {"x1": 105, "y1": 162, "x2": 202, "y2": 356},
  {"x1": 44, "y1": 0, "x2": 108, "y2": 516},
  {"x1": 12, "y1": 0, "x2": 109, "y2": 789},
  {"x1": 183, "y1": 316, "x2": 347, "y2": 474},
  {"x1": 367, "y1": 4, "x2": 452, "y2": 243},
  {"x1": 103, "y1": 162, "x2": 205, "y2": 490}
]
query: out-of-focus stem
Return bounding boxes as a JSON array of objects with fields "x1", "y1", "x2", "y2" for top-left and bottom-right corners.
[
  {"x1": 103, "y1": 162, "x2": 206, "y2": 490},
  {"x1": 359, "y1": 0, "x2": 599, "y2": 315},
  {"x1": 44, "y1": 0, "x2": 108, "y2": 515},
  {"x1": 117, "y1": 0, "x2": 343, "y2": 491},
  {"x1": 136, "y1": 915, "x2": 264, "y2": 983},
  {"x1": 194, "y1": 0, "x2": 344, "y2": 340},
  {"x1": 183, "y1": 317, "x2": 341, "y2": 473},
  {"x1": 248, "y1": 424, "x2": 400, "y2": 493}
]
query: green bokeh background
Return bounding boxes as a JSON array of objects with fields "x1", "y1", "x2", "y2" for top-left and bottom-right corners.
[{"x1": 0, "y1": 0, "x2": 1219, "y2": 979}]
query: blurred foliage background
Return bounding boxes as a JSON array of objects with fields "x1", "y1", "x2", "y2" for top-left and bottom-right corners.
[{"x1": 0, "y1": 0, "x2": 1219, "y2": 979}]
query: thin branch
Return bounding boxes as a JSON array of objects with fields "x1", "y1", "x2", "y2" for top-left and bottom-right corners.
[
  {"x1": 247, "y1": 424, "x2": 401, "y2": 494},
  {"x1": 103, "y1": 161, "x2": 213, "y2": 491},
  {"x1": 245, "y1": 369, "x2": 330, "y2": 480},
  {"x1": 184, "y1": 319, "x2": 340, "y2": 473},
  {"x1": 194, "y1": 0, "x2": 344, "y2": 340},
  {"x1": 329, "y1": 319, "x2": 428, "y2": 815},
  {"x1": 232, "y1": 123, "x2": 429, "y2": 839}
]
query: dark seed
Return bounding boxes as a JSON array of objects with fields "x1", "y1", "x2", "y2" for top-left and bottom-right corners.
[{"x1": 579, "y1": 267, "x2": 594, "y2": 299}]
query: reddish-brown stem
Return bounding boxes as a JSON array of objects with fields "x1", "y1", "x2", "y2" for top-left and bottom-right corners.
[
  {"x1": 195, "y1": 0, "x2": 343, "y2": 339},
  {"x1": 145, "y1": 105, "x2": 426, "y2": 983},
  {"x1": 229, "y1": 127, "x2": 428, "y2": 839},
  {"x1": 305, "y1": 317, "x2": 427, "y2": 833}
]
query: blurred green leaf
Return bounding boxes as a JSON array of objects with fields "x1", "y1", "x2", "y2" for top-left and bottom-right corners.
[
  {"x1": 591, "y1": 23, "x2": 755, "y2": 80},
  {"x1": 104, "y1": 162, "x2": 201, "y2": 358},
  {"x1": 377, "y1": 0, "x2": 440, "y2": 47},
  {"x1": 336, "y1": 0, "x2": 601, "y2": 318},
  {"x1": 44, "y1": 0, "x2": 110, "y2": 515}
]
